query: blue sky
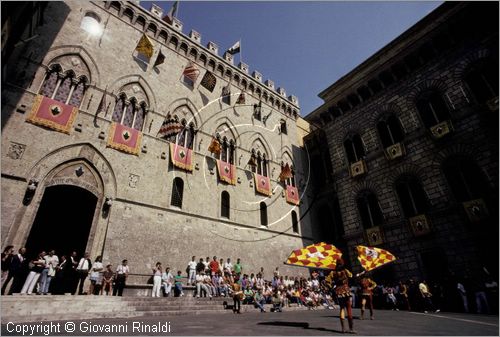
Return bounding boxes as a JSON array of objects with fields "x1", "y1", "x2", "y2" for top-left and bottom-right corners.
[{"x1": 140, "y1": 1, "x2": 442, "y2": 116}]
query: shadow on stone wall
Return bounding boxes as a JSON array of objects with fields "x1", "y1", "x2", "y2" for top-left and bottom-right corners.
[{"x1": 1, "y1": 2, "x2": 70, "y2": 130}]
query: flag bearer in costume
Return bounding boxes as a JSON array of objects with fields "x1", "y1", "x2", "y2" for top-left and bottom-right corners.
[
  {"x1": 326, "y1": 258, "x2": 356, "y2": 334},
  {"x1": 359, "y1": 275, "x2": 377, "y2": 320}
]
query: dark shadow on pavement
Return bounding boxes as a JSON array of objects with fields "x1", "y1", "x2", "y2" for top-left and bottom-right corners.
[{"x1": 258, "y1": 321, "x2": 344, "y2": 334}]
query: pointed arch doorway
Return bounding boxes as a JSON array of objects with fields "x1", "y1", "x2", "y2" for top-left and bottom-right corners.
[{"x1": 24, "y1": 185, "x2": 98, "y2": 260}]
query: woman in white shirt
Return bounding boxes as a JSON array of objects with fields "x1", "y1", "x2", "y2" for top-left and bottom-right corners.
[
  {"x1": 88, "y1": 256, "x2": 103, "y2": 295},
  {"x1": 152, "y1": 262, "x2": 163, "y2": 297}
]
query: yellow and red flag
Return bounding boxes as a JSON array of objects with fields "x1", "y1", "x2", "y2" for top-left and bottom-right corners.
[
  {"x1": 107, "y1": 122, "x2": 142, "y2": 155},
  {"x1": 356, "y1": 245, "x2": 396, "y2": 272},
  {"x1": 26, "y1": 95, "x2": 78, "y2": 134},
  {"x1": 286, "y1": 242, "x2": 342, "y2": 270},
  {"x1": 207, "y1": 137, "x2": 221, "y2": 156}
]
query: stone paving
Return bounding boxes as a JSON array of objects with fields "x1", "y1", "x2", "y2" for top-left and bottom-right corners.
[{"x1": 2, "y1": 308, "x2": 498, "y2": 336}]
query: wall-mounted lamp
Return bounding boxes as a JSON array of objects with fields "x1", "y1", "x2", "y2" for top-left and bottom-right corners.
[
  {"x1": 102, "y1": 197, "x2": 113, "y2": 218},
  {"x1": 23, "y1": 179, "x2": 39, "y2": 205}
]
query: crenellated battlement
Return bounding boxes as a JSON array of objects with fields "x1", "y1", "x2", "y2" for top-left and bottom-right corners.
[{"x1": 102, "y1": 1, "x2": 300, "y2": 119}]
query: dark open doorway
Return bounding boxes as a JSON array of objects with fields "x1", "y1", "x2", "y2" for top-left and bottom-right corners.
[{"x1": 25, "y1": 185, "x2": 98, "y2": 260}]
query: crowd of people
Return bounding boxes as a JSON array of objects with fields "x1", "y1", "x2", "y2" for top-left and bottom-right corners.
[
  {"x1": 1, "y1": 246, "x2": 497, "y2": 321},
  {"x1": 1, "y1": 246, "x2": 129, "y2": 296}
]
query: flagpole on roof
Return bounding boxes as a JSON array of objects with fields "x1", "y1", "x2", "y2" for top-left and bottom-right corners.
[{"x1": 239, "y1": 38, "x2": 242, "y2": 65}]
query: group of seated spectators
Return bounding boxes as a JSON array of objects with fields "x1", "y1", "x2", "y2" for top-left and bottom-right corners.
[{"x1": 2, "y1": 246, "x2": 497, "y2": 316}]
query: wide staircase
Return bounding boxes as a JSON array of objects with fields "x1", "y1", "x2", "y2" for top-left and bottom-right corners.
[{"x1": 2, "y1": 295, "x2": 322, "y2": 323}]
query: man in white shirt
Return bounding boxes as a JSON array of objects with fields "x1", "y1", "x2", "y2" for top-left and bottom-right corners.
[
  {"x1": 39, "y1": 249, "x2": 59, "y2": 295},
  {"x1": 224, "y1": 258, "x2": 233, "y2": 275},
  {"x1": 113, "y1": 259, "x2": 129, "y2": 296},
  {"x1": 162, "y1": 267, "x2": 174, "y2": 297},
  {"x1": 195, "y1": 271, "x2": 210, "y2": 298},
  {"x1": 76, "y1": 252, "x2": 91, "y2": 295},
  {"x1": 187, "y1": 256, "x2": 197, "y2": 285}
]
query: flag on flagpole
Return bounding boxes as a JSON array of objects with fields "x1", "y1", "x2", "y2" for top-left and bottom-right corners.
[
  {"x1": 157, "y1": 118, "x2": 183, "y2": 139},
  {"x1": 163, "y1": 1, "x2": 179, "y2": 24},
  {"x1": 235, "y1": 91, "x2": 245, "y2": 105},
  {"x1": 221, "y1": 83, "x2": 231, "y2": 104},
  {"x1": 286, "y1": 242, "x2": 343, "y2": 270},
  {"x1": 153, "y1": 50, "x2": 166, "y2": 68},
  {"x1": 227, "y1": 40, "x2": 241, "y2": 55},
  {"x1": 208, "y1": 137, "x2": 221, "y2": 156},
  {"x1": 356, "y1": 245, "x2": 396, "y2": 272},
  {"x1": 279, "y1": 163, "x2": 293, "y2": 182},
  {"x1": 135, "y1": 34, "x2": 154, "y2": 59},
  {"x1": 200, "y1": 71, "x2": 217, "y2": 92},
  {"x1": 182, "y1": 61, "x2": 200, "y2": 84}
]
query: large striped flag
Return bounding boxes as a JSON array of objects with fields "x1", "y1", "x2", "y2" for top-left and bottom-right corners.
[
  {"x1": 286, "y1": 242, "x2": 342, "y2": 270},
  {"x1": 356, "y1": 245, "x2": 396, "y2": 272},
  {"x1": 182, "y1": 61, "x2": 200, "y2": 83}
]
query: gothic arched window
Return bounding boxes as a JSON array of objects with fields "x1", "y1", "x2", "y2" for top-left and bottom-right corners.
[
  {"x1": 464, "y1": 58, "x2": 498, "y2": 105},
  {"x1": 291, "y1": 210, "x2": 299, "y2": 233},
  {"x1": 39, "y1": 67, "x2": 87, "y2": 107},
  {"x1": 344, "y1": 134, "x2": 365, "y2": 164},
  {"x1": 112, "y1": 94, "x2": 147, "y2": 131},
  {"x1": 377, "y1": 115, "x2": 404, "y2": 148},
  {"x1": 171, "y1": 177, "x2": 184, "y2": 208},
  {"x1": 395, "y1": 176, "x2": 429, "y2": 218},
  {"x1": 442, "y1": 156, "x2": 489, "y2": 202},
  {"x1": 260, "y1": 202, "x2": 268, "y2": 227},
  {"x1": 416, "y1": 91, "x2": 450, "y2": 128},
  {"x1": 356, "y1": 190, "x2": 383, "y2": 229},
  {"x1": 221, "y1": 191, "x2": 230, "y2": 219}
]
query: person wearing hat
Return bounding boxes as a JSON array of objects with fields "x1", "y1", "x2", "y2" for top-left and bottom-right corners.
[{"x1": 326, "y1": 258, "x2": 357, "y2": 334}]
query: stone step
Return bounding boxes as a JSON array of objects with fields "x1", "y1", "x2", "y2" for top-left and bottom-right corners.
[{"x1": 135, "y1": 305, "x2": 224, "y2": 312}]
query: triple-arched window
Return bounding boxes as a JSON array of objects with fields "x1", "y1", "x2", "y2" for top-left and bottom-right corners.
[
  {"x1": 218, "y1": 135, "x2": 235, "y2": 164},
  {"x1": 112, "y1": 94, "x2": 147, "y2": 131},
  {"x1": 250, "y1": 149, "x2": 268, "y2": 177},
  {"x1": 39, "y1": 65, "x2": 88, "y2": 107},
  {"x1": 176, "y1": 120, "x2": 195, "y2": 149}
]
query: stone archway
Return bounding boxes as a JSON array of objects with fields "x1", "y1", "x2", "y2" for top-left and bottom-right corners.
[{"x1": 7, "y1": 143, "x2": 116, "y2": 259}]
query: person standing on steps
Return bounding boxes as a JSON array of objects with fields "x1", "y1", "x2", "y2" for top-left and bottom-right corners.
[{"x1": 113, "y1": 259, "x2": 129, "y2": 296}]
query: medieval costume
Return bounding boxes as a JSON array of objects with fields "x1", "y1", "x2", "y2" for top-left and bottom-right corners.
[
  {"x1": 359, "y1": 277, "x2": 377, "y2": 320},
  {"x1": 326, "y1": 259, "x2": 355, "y2": 333}
]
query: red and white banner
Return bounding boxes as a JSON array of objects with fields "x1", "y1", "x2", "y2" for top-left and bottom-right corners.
[
  {"x1": 170, "y1": 143, "x2": 193, "y2": 171},
  {"x1": 217, "y1": 160, "x2": 236, "y2": 185},
  {"x1": 254, "y1": 173, "x2": 271, "y2": 196},
  {"x1": 107, "y1": 122, "x2": 142, "y2": 155},
  {"x1": 286, "y1": 184, "x2": 300, "y2": 205},
  {"x1": 26, "y1": 95, "x2": 78, "y2": 134}
]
